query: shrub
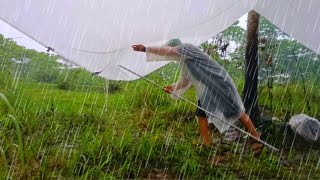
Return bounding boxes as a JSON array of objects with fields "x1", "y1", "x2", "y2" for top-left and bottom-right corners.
[
  {"x1": 108, "y1": 81, "x2": 121, "y2": 93},
  {"x1": 57, "y1": 80, "x2": 71, "y2": 90}
]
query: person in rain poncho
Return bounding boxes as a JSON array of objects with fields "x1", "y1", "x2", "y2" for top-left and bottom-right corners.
[{"x1": 132, "y1": 39, "x2": 262, "y2": 154}]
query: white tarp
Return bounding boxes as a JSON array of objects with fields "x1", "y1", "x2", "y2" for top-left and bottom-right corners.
[{"x1": 0, "y1": 0, "x2": 319, "y2": 80}]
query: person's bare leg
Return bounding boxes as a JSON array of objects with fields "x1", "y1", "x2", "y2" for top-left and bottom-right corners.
[
  {"x1": 238, "y1": 112, "x2": 260, "y2": 138},
  {"x1": 239, "y1": 112, "x2": 263, "y2": 155},
  {"x1": 198, "y1": 116, "x2": 211, "y2": 146}
]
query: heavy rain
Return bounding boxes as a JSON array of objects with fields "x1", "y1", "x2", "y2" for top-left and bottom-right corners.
[{"x1": 0, "y1": 0, "x2": 319, "y2": 179}]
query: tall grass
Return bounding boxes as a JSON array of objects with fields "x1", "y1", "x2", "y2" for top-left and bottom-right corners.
[
  {"x1": 0, "y1": 78, "x2": 319, "y2": 178},
  {"x1": 0, "y1": 146, "x2": 8, "y2": 174},
  {"x1": 259, "y1": 83, "x2": 320, "y2": 118},
  {"x1": 0, "y1": 93, "x2": 25, "y2": 175}
]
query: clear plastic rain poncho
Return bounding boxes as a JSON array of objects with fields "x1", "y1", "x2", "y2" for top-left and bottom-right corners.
[{"x1": 147, "y1": 43, "x2": 245, "y2": 133}]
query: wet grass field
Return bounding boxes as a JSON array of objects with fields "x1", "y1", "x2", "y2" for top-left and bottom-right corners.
[{"x1": 0, "y1": 79, "x2": 319, "y2": 179}]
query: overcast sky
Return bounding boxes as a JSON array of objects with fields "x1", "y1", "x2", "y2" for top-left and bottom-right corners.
[
  {"x1": 0, "y1": 20, "x2": 46, "y2": 52},
  {"x1": 0, "y1": 14, "x2": 247, "y2": 53}
]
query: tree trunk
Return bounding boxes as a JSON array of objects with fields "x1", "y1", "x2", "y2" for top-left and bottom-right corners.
[{"x1": 242, "y1": 11, "x2": 261, "y2": 125}]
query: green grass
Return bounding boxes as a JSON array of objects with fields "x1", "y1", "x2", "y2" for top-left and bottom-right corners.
[
  {"x1": 259, "y1": 83, "x2": 320, "y2": 118},
  {"x1": 0, "y1": 73, "x2": 319, "y2": 179}
]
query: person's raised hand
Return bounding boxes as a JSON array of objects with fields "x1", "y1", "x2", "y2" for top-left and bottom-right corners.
[
  {"x1": 132, "y1": 44, "x2": 146, "y2": 52},
  {"x1": 164, "y1": 85, "x2": 174, "y2": 94}
]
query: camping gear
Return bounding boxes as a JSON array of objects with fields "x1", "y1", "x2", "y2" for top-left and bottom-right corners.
[{"x1": 289, "y1": 114, "x2": 320, "y2": 143}]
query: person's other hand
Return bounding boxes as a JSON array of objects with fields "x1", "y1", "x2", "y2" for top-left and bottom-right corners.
[
  {"x1": 164, "y1": 85, "x2": 174, "y2": 94},
  {"x1": 132, "y1": 44, "x2": 146, "y2": 52}
]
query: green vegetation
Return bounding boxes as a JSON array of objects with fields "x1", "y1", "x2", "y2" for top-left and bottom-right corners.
[
  {"x1": 0, "y1": 17, "x2": 320, "y2": 179},
  {"x1": 1, "y1": 72, "x2": 319, "y2": 179}
]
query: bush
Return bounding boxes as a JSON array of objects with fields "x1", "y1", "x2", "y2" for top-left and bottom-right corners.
[
  {"x1": 108, "y1": 81, "x2": 121, "y2": 93},
  {"x1": 57, "y1": 80, "x2": 71, "y2": 90}
]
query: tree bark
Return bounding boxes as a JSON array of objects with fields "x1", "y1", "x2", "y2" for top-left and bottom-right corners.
[{"x1": 242, "y1": 10, "x2": 261, "y2": 125}]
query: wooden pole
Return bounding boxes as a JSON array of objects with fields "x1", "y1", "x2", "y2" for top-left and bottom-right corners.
[{"x1": 242, "y1": 10, "x2": 261, "y2": 124}]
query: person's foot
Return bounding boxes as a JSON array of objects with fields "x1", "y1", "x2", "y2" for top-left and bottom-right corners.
[
  {"x1": 203, "y1": 139, "x2": 212, "y2": 146},
  {"x1": 249, "y1": 132, "x2": 263, "y2": 157},
  {"x1": 252, "y1": 142, "x2": 263, "y2": 157}
]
